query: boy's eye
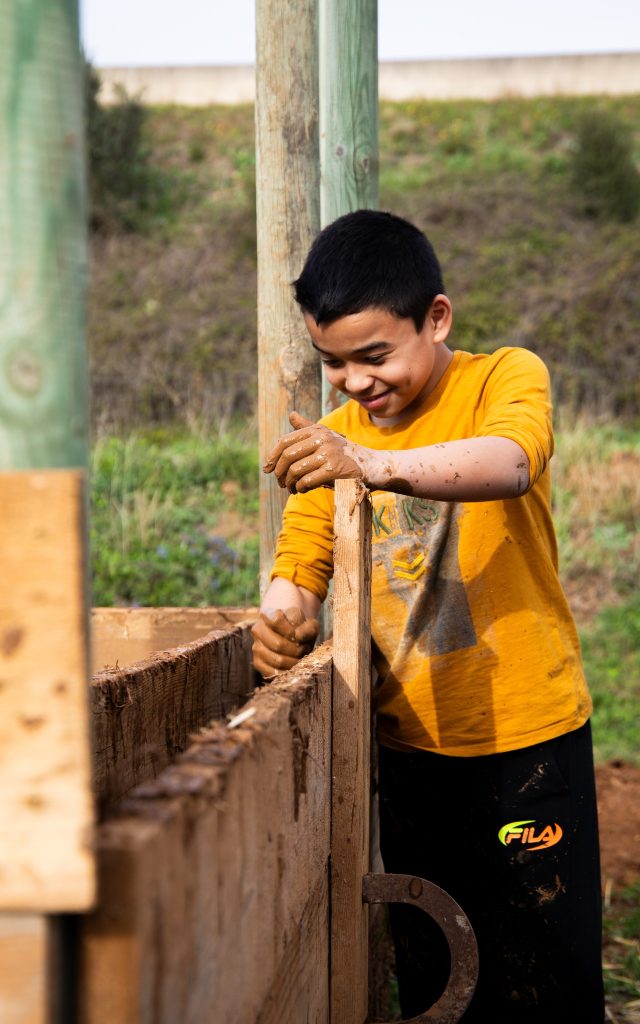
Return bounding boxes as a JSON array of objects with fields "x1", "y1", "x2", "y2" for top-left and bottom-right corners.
[{"x1": 365, "y1": 355, "x2": 385, "y2": 365}]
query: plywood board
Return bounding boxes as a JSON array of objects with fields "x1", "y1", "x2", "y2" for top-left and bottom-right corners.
[
  {"x1": 91, "y1": 606, "x2": 257, "y2": 673},
  {"x1": 79, "y1": 645, "x2": 333, "y2": 1024},
  {"x1": 0, "y1": 471, "x2": 94, "y2": 911},
  {"x1": 91, "y1": 625, "x2": 254, "y2": 817},
  {"x1": 0, "y1": 915, "x2": 47, "y2": 1024}
]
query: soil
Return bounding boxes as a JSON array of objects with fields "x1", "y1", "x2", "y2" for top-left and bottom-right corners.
[
  {"x1": 596, "y1": 761, "x2": 640, "y2": 1024},
  {"x1": 597, "y1": 760, "x2": 640, "y2": 890}
]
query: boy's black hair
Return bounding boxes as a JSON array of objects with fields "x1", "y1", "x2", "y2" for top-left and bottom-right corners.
[{"x1": 293, "y1": 209, "x2": 445, "y2": 332}]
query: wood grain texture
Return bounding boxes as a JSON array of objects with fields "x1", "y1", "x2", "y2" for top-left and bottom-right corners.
[
  {"x1": 319, "y1": 0, "x2": 379, "y2": 419},
  {"x1": 255, "y1": 0, "x2": 322, "y2": 592},
  {"x1": 0, "y1": 915, "x2": 47, "y2": 1024},
  {"x1": 331, "y1": 479, "x2": 373, "y2": 1023},
  {"x1": 0, "y1": 471, "x2": 94, "y2": 911},
  {"x1": 79, "y1": 646, "x2": 334, "y2": 1024},
  {"x1": 91, "y1": 624, "x2": 255, "y2": 817},
  {"x1": 0, "y1": 0, "x2": 89, "y2": 469},
  {"x1": 91, "y1": 606, "x2": 256, "y2": 672}
]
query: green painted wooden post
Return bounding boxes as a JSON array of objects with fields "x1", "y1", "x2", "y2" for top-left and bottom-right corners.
[
  {"x1": 0, "y1": 0, "x2": 89, "y2": 470},
  {"x1": 255, "y1": 0, "x2": 322, "y2": 592},
  {"x1": 0, "y1": 14, "x2": 94, "y2": 1014},
  {"x1": 319, "y1": 0, "x2": 379, "y2": 416}
]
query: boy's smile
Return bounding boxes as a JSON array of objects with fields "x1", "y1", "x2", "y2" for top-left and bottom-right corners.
[{"x1": 304, "y1": 298, "x2": 453, "y2": 426}]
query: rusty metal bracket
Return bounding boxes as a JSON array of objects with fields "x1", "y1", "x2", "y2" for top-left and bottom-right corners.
[{"x1": 362, "y1": 872, "x2": 479, "y2": 1024}]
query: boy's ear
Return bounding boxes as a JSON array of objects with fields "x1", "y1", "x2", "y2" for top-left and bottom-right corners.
[{"x1": 429, "y1": 294, "x2": 453, "y2": 342}]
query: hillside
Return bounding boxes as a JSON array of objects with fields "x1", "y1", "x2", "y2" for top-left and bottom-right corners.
[{"x1": 88, "y1": 94, "x2": 640, "y2": 432}]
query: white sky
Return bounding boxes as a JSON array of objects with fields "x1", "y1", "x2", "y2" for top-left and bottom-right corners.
[{"x1": 80, "y1": 0, "x2": 640, "y2": 67}]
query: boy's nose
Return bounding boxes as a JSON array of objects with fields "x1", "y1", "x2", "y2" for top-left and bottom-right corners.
[{"x1": 344, "y1": 366, "x2": 375, "y2": 395}]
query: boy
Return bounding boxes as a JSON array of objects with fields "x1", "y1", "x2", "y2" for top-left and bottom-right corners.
[{"x1": 251, "y1": 210, "x2": 603, "y2": 1023}]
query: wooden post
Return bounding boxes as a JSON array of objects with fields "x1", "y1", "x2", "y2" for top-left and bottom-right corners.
[
  {"x1": 331, "y1": 479, "x2": 372, "y2": 1023},
  {"x1": 0, "y1": 17, "x2": 94, "y2": 1023},
  {"x1": 319, "y1": 0, "x2": 379, "y2": 416},
  {"x1": 255, "y1": 0, "x2": 322, "y2": 592}
]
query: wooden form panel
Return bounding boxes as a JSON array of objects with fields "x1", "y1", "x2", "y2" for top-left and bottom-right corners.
[
  {"x1": 91, "y1": 625, "x2": 254, "y2": 817},
  {"x1": 79, "y1": 646, "x2": 333, "y2": 1024},
  {"x1": 91, "y1": 606, "x2": 257, "y2": 673},
  {"x1": 0, "y1": 915, "x2": 47, "y2": 1024},
  {"x1": 0, "y1": 471, "x2": 94, "y2": 911}
]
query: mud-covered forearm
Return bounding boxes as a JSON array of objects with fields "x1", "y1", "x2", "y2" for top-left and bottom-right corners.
[{"x1": 358, "y1": 436, "x2": 530, "y2": 501}]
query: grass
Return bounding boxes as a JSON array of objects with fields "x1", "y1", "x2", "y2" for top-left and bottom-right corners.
[
  {"x1": 603, "y1": 882, "x2": 640, "y2": 1019},
  {"x1": 90, "y1": 427, "x2": 259, "y2": 608},
  {"x1": 551, "y1": 421, "x2": 640, "y2": 764}
]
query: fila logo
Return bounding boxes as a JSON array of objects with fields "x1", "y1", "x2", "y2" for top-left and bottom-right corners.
[{"x1": 498, "y1": 820, "x2": 563, "y2": 851}]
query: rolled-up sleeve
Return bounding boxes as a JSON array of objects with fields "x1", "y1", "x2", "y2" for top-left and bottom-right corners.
[
  {"x1": 270, "y1": 487, "x2": 335, "y2": 601},
  {"x1": 475, "y1": 348, "x2": 554, "y2": 487}
]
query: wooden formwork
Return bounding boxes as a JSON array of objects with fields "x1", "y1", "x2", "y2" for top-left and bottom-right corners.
[
  {"x1": 0, "y1": 482, "x2": 379, "y2": 1023},
  {"x1": 75, "y1": 480, "x2": 373, "y2": 1023},
  {"x1": 80, "y1": 645, "x2": 334, "y2": 1023}
]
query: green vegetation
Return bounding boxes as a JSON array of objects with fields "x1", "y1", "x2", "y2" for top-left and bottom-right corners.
[
  {"x1": 552, "y1": 422, "x2": 640, "y2": 764},
  {"x1": 603, "y1": 882, "x2": 640, "y2": 1010},
  {"x1": 85, "y1": 64, "x2": 182, "y2": 232},
  {"x1": 91, "y1": 429, "x2": 259, "y2": 608},
  {"x1": 86, "y1": 91, "x2": 640, "y2": 430},
  {"x1": 570, "y1": 108, "x2": 640, "y2": 223}
]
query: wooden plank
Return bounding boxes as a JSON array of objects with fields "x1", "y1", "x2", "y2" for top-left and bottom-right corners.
[
  {"x1": 331, "y1": 479, "x2": 373, "y2": 1023},
  {"x1": 79, "y1": 646, "x2": 334, "y2": 1023},
  {"x1": 319, "y1": 0, "x2": 379, "y2": 416},
  {"x1": 0, "y1": 915, "x2": 47, "y2": 1024},
  {"x1": 91, "y1": 606, "x2": 257, "y2": 673},
  {"x1": 91, "y1": 625, "x2": 254, "y2": 817},
  {"x1": 0, "y1": 471, "x2": 94, "y2": 911},
  {"x1": 255, "y1": 0, "x2": 321, "y2": 592}
]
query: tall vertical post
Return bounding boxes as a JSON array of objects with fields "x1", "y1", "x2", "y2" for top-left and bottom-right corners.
[
  {"x1": 331, "y1": 479, "x2": 372, "y2": 1022},
  {"x1": 0, "y1": 0, "x2": 94, "y2": 911},
  {"x1": 319, "y1": 0, "x2": 379, "y2": 416},
  {"x1": 255, "y1": 0, "x2": 322, "y2": 592}
]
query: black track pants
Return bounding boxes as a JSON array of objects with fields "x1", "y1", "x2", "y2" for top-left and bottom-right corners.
[{"x1": 378, "y1": 722, "x2": 604, "y2": 1023}]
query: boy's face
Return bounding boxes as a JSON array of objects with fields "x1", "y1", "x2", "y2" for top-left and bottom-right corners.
[{"x1": 304, "y1": 297, "x2": 452, "y2": 425}]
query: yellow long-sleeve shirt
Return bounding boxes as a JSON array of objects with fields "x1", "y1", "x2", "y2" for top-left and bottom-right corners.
[{"x1": 271, "y1": 347, "x2": 592, "y2": 756}]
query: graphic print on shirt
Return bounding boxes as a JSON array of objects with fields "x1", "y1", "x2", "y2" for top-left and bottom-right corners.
[{"x1": 370, "y1": 492, "x2": 477, "y2": 658}]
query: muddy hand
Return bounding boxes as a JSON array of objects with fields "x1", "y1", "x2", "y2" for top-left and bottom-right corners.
[
  {"x1": 263, "y1": 411, "x2": 365, "y2": 493},
  {"x1": 251, "y1": 606, "x2": 320, "y2": 679}
]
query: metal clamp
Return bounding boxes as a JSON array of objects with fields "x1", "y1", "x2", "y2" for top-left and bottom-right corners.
[{"x1": 363, "y1": 872, "x2": 479, "y2": 1023}]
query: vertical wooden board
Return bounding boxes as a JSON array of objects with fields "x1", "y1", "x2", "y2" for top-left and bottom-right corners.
[
  {"x1": 0, "y1": 472, "x2": 94, "y2": 911},
  {"x1": 90, "y1": 626, "x2": 254, "y2": 816},
  {"x1": 0, "y1": 914, "x2": 47, "y2": 1024},
  {"x1": 331, "y1": 479, "x2": 372, "y2": 1023},
  {"x1": 255, "y1": 0, "x2": 321, "y2": 591}
]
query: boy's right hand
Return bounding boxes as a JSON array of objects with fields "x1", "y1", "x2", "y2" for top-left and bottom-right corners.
[{"x1": 251, "y1": 606, "x2": 320, "y2": 679}]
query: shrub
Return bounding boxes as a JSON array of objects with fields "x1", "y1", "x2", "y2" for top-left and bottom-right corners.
[
  {"x1": 570, "y1": 109, "x2": 640, "y2": 222},
  {"x1": 85, "y1": 62, "x2": 171, "y2": 231}
]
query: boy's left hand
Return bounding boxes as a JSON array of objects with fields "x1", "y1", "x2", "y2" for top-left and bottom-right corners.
[{"x1": 264, "y1": 411, "x2": 366, "y2": 493}]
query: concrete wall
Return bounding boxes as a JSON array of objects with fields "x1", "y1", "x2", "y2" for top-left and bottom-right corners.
[{"x1": 98, "y1": 52, "x2": 640, "y2": 106}]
